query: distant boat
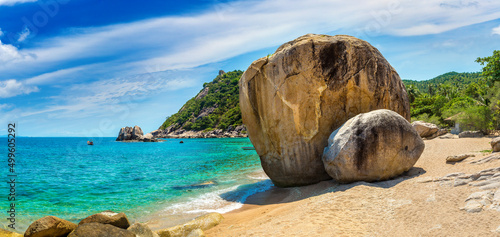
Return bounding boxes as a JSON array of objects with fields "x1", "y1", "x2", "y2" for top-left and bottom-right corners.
[
  {"x1": 242, "y1": 147, "x2": 255, "y2": 150},
  {"x1": 87, "y1": 141, "x2": 94, "y2": 145},
  {"x1": 180, "y1": 141, "x2": 184, "y2": 144}
]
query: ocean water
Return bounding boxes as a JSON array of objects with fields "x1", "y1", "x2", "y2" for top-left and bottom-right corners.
[{"x1": 1, "y1": 137, "x2": 272, "y2": 232}]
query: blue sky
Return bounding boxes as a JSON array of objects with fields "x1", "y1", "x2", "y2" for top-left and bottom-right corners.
[{"x1": 1, "y1": 0, "x2": 500, "y2": 137}]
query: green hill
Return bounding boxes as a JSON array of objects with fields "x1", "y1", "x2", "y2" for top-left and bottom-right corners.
[
  {"x1": 402, "y1": 71, "x2": 481, "y2": 93},
  {"x1": 160, "y1": 70, "x2": 243, "y2": 131}
]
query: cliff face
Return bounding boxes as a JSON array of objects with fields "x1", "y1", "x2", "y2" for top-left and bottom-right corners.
[{"x1": 155, "y1": 70, "x2": 247, "y2": 138}]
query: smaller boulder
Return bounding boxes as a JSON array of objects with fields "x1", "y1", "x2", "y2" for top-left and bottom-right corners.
[
  {"x1": 24, "y1": 216, "x2": 77, "y2": 237},
  {"x1": 411, "y1": 121, "x2": 439, "y2": 138},
  {"x1": 492, "y1": 137, "x2": 500, "y2": 152},
  {"x1": 323, "y1": 109, "x2": 425, "y2": 183},
  {"x1": 459, "y1": 131, "x2": 484, "y2": 138},
  {"x1": 127, "y1": 223, "x2": 159, "y2": 237},
  {"x1": 68, "y1": 223, "x2": 135, "y2": 237},
  {"x1": 78, "y1": 210, "x2": 130, "y2": 229}
]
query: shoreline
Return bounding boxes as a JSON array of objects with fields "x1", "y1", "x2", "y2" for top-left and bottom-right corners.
[{"x1": 206, "y1": 137, "x2": 500, "y2": 236}]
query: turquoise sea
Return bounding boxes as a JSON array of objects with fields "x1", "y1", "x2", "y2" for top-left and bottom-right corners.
[{"x1": 1, "y1": 137, "x2": 272, "y2": 232}]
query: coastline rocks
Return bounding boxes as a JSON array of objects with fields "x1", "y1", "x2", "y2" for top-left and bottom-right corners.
[
  {"x1": 322, "y1": 109, "x2": 424, "y2": 183},
  {"x1": 78, "y1": 210, "x2": 130, "y2": 229},
  {"x1": 127, "y1": 223, "x2": 159, "y2": 237},
  {"x1": 152, "y1": 125, "x2": 248, "y2": 138},
  {"x1": 156, "y1": 213, "x2": 223, "y2": 237},
  {"x1": 492, "y1": 137, "x2": 500, "y2": 152},
  {"x1": 24, "y1": 216, "x2": 77, "y2": 237},
  {"x1": 458, "y1": 130, "x2": 484, "y2": 138},
  {"x1": 412, "y1": 121, "x2": 439, "y2": 138},
  {"x1": 240, "y1": 34, "x2": 410, "y2": 187},
  {"x1": 68, "y1": 223, "x2": 135, "y2": 237}
]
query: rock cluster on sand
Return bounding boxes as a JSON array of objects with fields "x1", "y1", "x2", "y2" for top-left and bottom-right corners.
[
  {"x1": 411, "y1": 121, "x2": 447, "y2": 139},
  {"x1": 240, "y1": 34, "x2": 410, "y2": 187},
  {"x1": 18, "y1": 211, "x2": 222, "y2": 237},
  {"x1": 492, "y1": 137, "x2": 500, "y2": 152},
  {"x1": 424, "y1": 167, "x2": 500, "y2": 213},
  {"x1": 458, "y1": 130, "x2": 484, "y2": 138},
  {"x1": 116, "y1": 126, "x2": 157, "y2": 142},
  {"x1": 322, "y1": 109, "x2": 425, "y2": 183}
]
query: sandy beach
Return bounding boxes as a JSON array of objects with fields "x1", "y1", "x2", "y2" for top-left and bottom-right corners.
[{"x1": 207, "y1": 137, "x2": 500, "y2": 236}]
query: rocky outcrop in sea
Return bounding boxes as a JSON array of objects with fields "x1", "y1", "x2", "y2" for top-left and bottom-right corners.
[{"x1": 116, "y1": 125, "x2": 157, "y2": 142}]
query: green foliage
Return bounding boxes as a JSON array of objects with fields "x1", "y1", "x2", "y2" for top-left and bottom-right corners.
[
  {"x1": 159, "y1": 70, "x2": 244, "y2": 131},
  {"x1": 476, "y1": 50, "x2": 500, "y2": 86},
  {"x1": 404, "y1": 54, "x2": 500, "y2": 132}
]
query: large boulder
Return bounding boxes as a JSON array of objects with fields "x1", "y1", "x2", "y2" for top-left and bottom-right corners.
[
  {"x1": 411, "y1": 121, "x2": 439, "y2": 138},
  {"x1": 492, "y1": 137, "x2": 500, "y2": 152},
  {"x1": 24, "y1": 216, "x2": 77, "y2": 237},
  {"x1": 240, "y1": 34, "x2": 411, "y2": 187},
  {"x1": 322, "y1": 109, "x2": 424, "y2": 183},
  {"x1": 68, "y1": 223, "x2": 135, "y2": 237},
  {"x1": 78, "y1": 210, "x2": 130, "y2": 229}
]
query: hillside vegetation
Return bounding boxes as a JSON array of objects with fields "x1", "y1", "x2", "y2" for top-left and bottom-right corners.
[
  {"x1": 160, "y1": 70, "x2": 243, "y2": 131},
  {"x1": 404, "y1": 50, "x2": 500, "y2": 132}
]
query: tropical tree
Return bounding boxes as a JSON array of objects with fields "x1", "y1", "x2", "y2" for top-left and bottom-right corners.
[{"x1": 476, "y1": 50, "x2": 500, "y2": 86}]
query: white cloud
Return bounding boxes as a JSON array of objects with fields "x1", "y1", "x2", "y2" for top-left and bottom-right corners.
[
  {"x1": 0, "y1": 79, "x2": 39, "y2": 98},
  {"x1": 17, "y1": 27, "x2": 30, "y2": 42},
  {"x1": 0, "y1": 0, "x2": 498, "y2": 78},
  {"x1": 25, "y1": 66, "x2": 86, "y2": 85},
  {"x1": 0, "y1": 0, "x2": 36, "y2": 6},
  {"x1": 493, "y1": 25, "x2": 500, "y2": 35},
  {"x1": 0, "y1": 40, "x2": 34, "y2": 64},
  {"x1": 20, "y1": 70, "x2": 199, "y2": 118},
  {"x1": 0, "y1": 104, "x2": 12, "y2": 110}
]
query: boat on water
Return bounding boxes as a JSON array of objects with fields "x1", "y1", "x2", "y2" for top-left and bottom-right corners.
[
  {"x1": 87, "y1": 141, "x2": 94, "y2": 145},
  {"x1": 242, "y1": 147, "x2": 255, "y2": 150}
]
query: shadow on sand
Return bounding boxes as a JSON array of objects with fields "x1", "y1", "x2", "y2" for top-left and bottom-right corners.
[{"x1": 220, "y1": 167, "x2": 426, "y2": 206}]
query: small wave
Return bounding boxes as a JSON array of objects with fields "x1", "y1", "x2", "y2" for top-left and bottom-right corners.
[
  {"x1": 162, "y1": 180, "x2": 273, "y2": 215},
  {"x1": 246, "y1": 170, "x2": 269, "y2": 180}
]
